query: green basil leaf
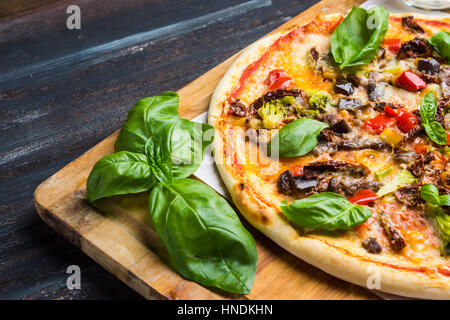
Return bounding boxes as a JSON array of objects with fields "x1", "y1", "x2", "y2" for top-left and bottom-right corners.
[
  {"x1": 423, "y1": 121, "x2": 447, "y2": 145},
  {"x1": 280, "y1": 192, "x2": 372, "y2": 231},
  {"x1": 440, "y1": 195, "x2": 450, "y2": 207},
  {"x1": 87, "y1": 151, "x2": 156, "y2": 202},
  {"x1": 144, "y1": 137, "x2": 173, "y2": 185},
  {"x1": 420, "y1": 184, "x2": 441, "y2": 206},
  {"x1": 115, "y1": 91, "x2": 180, "y2": 154},
  {"x1": 331, "y1": 6, "x2": 389, "y2": 69},
  {"x1": 428, "y1": 31, "x2": 450, "y2": 63},
  {"x1": 165, "y1": 118, "x2": 214, "y2": 178},
  {"x1": 148, "y1": 178, "x2": 257, "y2": 294},
  {"x1": 420, "y1": 91, "x2": 437, "y2": 124},
  {"x1": 269, "y1": 118, "x2": 329, "y2": 158}
]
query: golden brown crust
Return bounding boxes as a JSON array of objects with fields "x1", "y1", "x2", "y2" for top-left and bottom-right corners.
[{"x1": 209, "y1": 13, "x2": 450, "y2": 299}]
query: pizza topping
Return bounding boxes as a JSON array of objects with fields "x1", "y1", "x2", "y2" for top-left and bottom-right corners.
[
  {"x1": 401, "y1": 16, "x2": 425, "y2": 34},
  {"x1": 281, "y1": 192, "x2": 373, "y2": 231},
  {"x1": 334, "y1": 79, "x2": 354, "y2": 96},
  {"x1": 266, "y1": 69, "x2": 293, "y2": 91},
  {"x1": 396, "y1": 108, "x2": 420, "y2": 133},
  {"x1": 393, "y1": 147, "x2": 421, "y2": 164},
  {"x1": 277, "y1": 170, "x2": 318, "y2": 196},
  {"x1": 269, "y1": 118, "x2": 329, "y2": 157},
  {"x1": 395, "y1": 71, "x2": 426, "y2": 91},
  {"x1": 377, "y1": 170, "x2": 418, "y2": 198},
  {"x1": 337, "y1": 98, "x2": 363, "y2": 110},
  {"x1": 397, "y1": 37, "x2": 433, "y2": 60},
  {"x1": 418, "y1": 58, "x2": 441, "y2": 75},
  {"x1": 382, "y1": 38, "x2": 402, "y2": 54},
  {"x1": 394, "y1": 185, "x2": 421, "y2": 207},
  {"x1": 348, "y1": 189, "x2": 379, "y2": 205},
  {"x1": 420, "y1": 92, "x2": 448, "y2": 145},
  {"x1": 230, "y1": 99, "x2": 248, "y2": 117},
  {"x1": 330, "y1": 119, "x2": 352, "y2": 134},
  {"x1": 379, "y1": 211, "x2": 407, "y2": 251},
  {"x1": 362, "y1": 112, "x2": 396, "y2": 134},
  {"x1": 362, "y1": 237, "x2": 383, "y2": 254},
  {"x1": 368, "y1": 71, "x2": 387, "y2": 102},
  {"x1": 439, "y1": 66, "x2": 450, "y2": 97},
  {"x1": 257, "y1": 97, "x2": 289, "y2": 129},
  {"x1": 249, "y1": 89, "x2": 303, "y2": 112},
  {"x1": 303, "y1": 160, "x2": 370, "y2": 179},
  {"x1": 428, "y1": 31, "x2": 450, "y2": 63},
  {"x1": 308, "y1": 91, "x2": 334, "y2": 110},
  {"x1": 330, "y1": 6, "x2": 389, "y2": 69},
  {"x1": 337, "y1": 136, "x2": 391, "y2": 151}
]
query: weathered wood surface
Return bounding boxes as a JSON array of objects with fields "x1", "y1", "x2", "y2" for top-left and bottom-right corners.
[{"x1": 2, "y1": 0, "x2": 377, "y2": 299}]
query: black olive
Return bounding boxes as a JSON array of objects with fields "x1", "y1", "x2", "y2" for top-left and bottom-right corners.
[
  {"x1": 330, "y1": 119, "x2": 352, "y2": 134},
  {"x1": 334, "y1": 79, "x2": 354, "y2": 96},
  {"x1": 418, "y1": 58, "x2": 440, "y2": 75},
  {"x1": 337, "y1": 98, "x2": 362, "y2": 110}
]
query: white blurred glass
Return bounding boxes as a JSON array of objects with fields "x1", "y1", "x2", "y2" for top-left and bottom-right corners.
[{"x1": 403, "y1": 0, "x2": 450, "y2": 10}]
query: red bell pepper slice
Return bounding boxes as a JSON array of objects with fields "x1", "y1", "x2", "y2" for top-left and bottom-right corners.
[
  {"x1": 447, "y1": 132, "x2": 450, "y2": 145},
  {"x1": 382, "y1": 38, "x2": 402, "y2": 53},
  {"x1": 348, "y1": 190, "x2": 379, "y2": 205},
  {"x1": 395, "y1": 71, "x2": 426, "y2": 92},
  {"x1": 384, "y1": 105, "x2": 398, "y2": 117},
  {"x1": 266, "y1": 69, "x2": 292, "y2": 91},
  {"x1": 396, "y1": 108, "x2": 418, "y2": 133},
  {"x1": 362, "y1": 113, "x2": 396, "y2": 135}
]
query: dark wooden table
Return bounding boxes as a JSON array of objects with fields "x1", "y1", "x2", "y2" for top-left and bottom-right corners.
[{"x1": 0, "y1": 0, "x2": 320, "y2": 299}]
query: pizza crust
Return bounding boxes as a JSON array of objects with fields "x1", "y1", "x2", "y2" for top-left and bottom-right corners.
[{"x1": 208, "y1": 14, "x2": 450, "y2": 299}]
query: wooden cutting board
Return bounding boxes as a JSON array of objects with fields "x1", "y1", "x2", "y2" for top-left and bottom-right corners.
[{"x1": 34, "y1": 0, "x2": 379, "y2": 300}]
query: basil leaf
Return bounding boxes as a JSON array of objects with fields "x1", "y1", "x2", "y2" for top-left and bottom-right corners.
[
  {"x1": 440, "y1": 195, "x2": 450, "y2": 207},
  {"x1": 87, "y1": 151, "x2": 156, "y2": 202},
  {"x1": 269, "y1": 118, "x2": 329, "y2": 158},
  {"x1": 420, "y1": 184, "x2": 441, "y2": 206},
  {"x1": 148, "y1": 178, "x2": 257, "y2": 294},
  {"x1": 428, "y1": 31, "x2": 450, "y2": 63},
  {"x1": 165, "y1": 118, "x2": 214, "y2": 178},
  {"x1": 280, "y1": 192, "x2": 372, "y2": 231},
  {"x1": 331, "y1": 6, "x2": 389, "y2": 69},
  {"x1": 115, "y1": 91, "x2": 180, "y2": 154},
  {"x1": 420, "y1": 92, "x2": 447, "y2": 145},
  {"x1": 420, "y1": 91, "x2": 437, "y2": 123},
  {"x1": 144, "y1": 137, "x2": 173, "y2": 185},
  {"x1": 423, "y1": 121, "x2": 447, "y2": 145}
]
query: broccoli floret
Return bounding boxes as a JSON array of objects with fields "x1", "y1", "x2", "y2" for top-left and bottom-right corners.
[
  {"x1": 308, "y1": 91, "x2": 334, "y2": 110},
  {"x1": 296, "y1": 108, "x2": 319, "y2": 118},
  {"x1": 256, "y1": 96, "x2": 300, "y2": 129},
  {"x1": 280, "y1": 96, "x2": 296, "y2": 106},
  {"x1": 258, "y1": 100, "x2": 285, "y2": 129}
]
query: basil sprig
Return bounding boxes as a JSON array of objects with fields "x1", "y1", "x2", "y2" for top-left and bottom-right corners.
[
  {"x1": 420, "y1": 184, "x2": 450, "y2": 207},
  {"x1": 87, "y1": 92, "x2": 257, "y2": 294},
  {"x1": 428, "y1": 31, "x2": 450, "y2": 63},
  {"x1": 331, "y1": 5, "x2": 389, "y2": 69},
  {"x1": 419, "y1": 92, "x2": 447, "y2": 145},
  {"x1": 280, "y1": 192, "x2": 372, "y2": 231},
  {"x1": 268, "y1": 118, "x2": 329, "y2": 158}
]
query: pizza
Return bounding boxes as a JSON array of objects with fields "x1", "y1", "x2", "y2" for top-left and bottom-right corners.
[{"x1": 208, "y1": 7, "x2": 450, "y2": 299}]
